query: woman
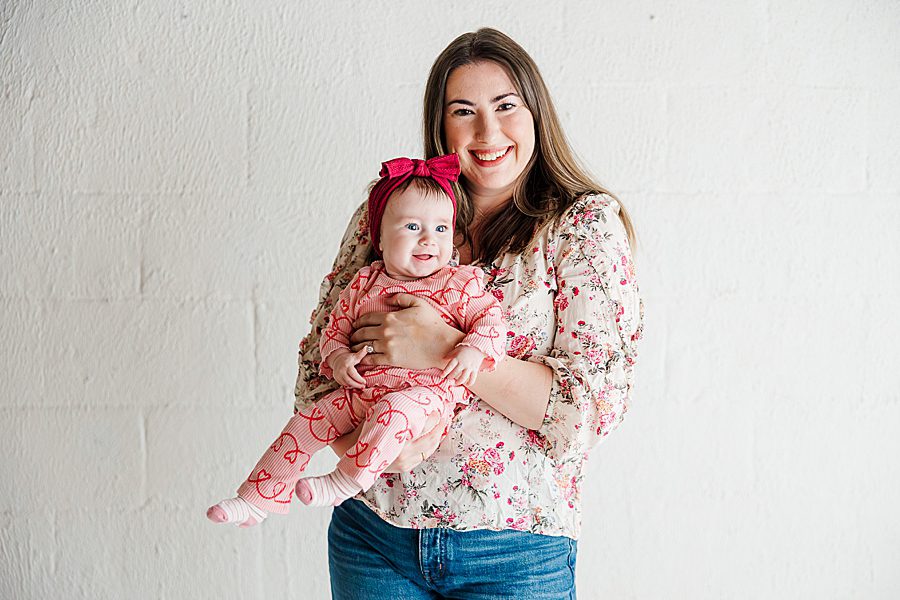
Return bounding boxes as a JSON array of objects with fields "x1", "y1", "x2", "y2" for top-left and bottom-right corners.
[{"x1": 294, "y1": 28, "x2": 643, "y2": 599}]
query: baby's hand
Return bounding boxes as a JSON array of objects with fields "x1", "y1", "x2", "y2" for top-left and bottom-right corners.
[
  {"x1": 329, "y1": 346, "x2": 371, "y2": 389},
  {"x1": 440, "y1": 345, "x2": 485, "y2": 388}
]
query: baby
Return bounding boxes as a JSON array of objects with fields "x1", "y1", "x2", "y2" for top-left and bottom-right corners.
[{"x1": 208, "y1": 154, "x2": 506, "y2": 526}]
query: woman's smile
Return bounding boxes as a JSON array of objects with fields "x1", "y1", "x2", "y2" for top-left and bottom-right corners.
[{"x1": 469, "y1": 146, "x2": 513, "y2": 166}]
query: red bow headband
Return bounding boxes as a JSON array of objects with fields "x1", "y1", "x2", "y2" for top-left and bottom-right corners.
[{"x1": 367, "y1": 153, "x2": 460, "y2": 254}]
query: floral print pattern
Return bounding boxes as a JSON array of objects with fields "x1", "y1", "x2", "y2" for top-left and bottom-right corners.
[{"x1": 294, "y1": 194, "x2": 643, "y2": 539}]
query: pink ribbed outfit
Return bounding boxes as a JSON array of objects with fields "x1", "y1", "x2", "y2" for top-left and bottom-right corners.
[{"x1": 237, "y1": 261, "x2": 506, "y2": 513}]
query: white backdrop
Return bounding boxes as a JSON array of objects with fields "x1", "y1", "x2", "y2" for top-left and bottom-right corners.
[{"x1": 2, "y1": 1, "x2": 899, "y2": 598}]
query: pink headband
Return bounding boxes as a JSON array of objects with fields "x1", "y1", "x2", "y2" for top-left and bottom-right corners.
[{"x1": 367, "y1": 153, "x2": 460, "y2": 254}]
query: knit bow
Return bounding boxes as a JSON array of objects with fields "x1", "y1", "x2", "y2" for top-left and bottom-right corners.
[
  {"x1": 367, "y1": 153, "x2": 460, "y2": 255},
  {"x1": 379, "y1": 154, "x2": 461, "y2": 183}
]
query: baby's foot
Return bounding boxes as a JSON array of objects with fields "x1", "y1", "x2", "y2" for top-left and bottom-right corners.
[
  {"x1": 207, "y1": 496, "x2": 268, "y2": 528},
  {"x1": 295, "y1": 470, "x2": 362, "y2": 507}
]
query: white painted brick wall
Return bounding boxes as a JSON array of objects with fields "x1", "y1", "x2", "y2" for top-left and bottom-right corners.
[{"x1": 2, "y1": 1, "x2": 899, "y2": 598}]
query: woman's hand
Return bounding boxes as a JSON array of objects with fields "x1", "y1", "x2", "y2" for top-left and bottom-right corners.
[
  {"x1": 383, "y1": 411, "x2": 445, "y2": 472},
  {"x1": 350, "y1": 293, "x2": 464, "y2": 370},
  {"x1": 330, "y1": 411, "x2": 445, "y2": 472}
]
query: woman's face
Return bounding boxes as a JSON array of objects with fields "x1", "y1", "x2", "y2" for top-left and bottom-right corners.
[{"x1": 443, "y1": 61, "x2": 536, "y2": 204}]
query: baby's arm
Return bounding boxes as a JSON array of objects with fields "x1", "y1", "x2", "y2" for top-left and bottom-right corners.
[
  {"x1": 319, "y1": 267, "x2": 373, "y2": 385},
  {"x1": 437, "y1": 267, "x2": 509, "y2": 388},
  {"x1": 328, "y1": 346, "x2": 372, "y2": 389},
  {"x1": 453, "y1": 266, "x2": 509, "y2": 372},
  {"x1": 440, "y1": 345, "x2": 486, "y2": 388}
]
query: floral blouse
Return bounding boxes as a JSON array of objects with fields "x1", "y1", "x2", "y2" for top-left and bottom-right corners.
[{"x1": 294, "y1": 194, "x2": 644, "y2": 539}]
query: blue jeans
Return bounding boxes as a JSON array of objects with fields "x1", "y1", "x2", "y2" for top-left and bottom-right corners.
[{"x1": 328, "y1": 499, "x2": 577, "y2": 599}]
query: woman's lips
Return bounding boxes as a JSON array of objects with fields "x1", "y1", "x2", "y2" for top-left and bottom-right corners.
[{"x1": 469, "y1": 146, "x2": 512, "y2": 167}]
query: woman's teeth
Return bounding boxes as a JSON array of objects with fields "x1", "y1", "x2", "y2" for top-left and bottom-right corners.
[{"x1": 473, "y1": 148, "x2": 508, "y2": 161}]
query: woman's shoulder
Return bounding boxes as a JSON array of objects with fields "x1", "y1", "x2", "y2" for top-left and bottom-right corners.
[
  {"x1": 558, "y1": 193, "x2": 620, "y2": 230},
  {"x1": 543, "y1": 193, "x2": 625, "y2": 242},
  {"x1": 534, "y1": 193, "x2": 630, "y2": 266},
  {"x1": 342, "y1": 200, "x2": 370, "y2": 246},
  {"x1": 331, "y1": 199, "x2": 372, "y2": 271}
]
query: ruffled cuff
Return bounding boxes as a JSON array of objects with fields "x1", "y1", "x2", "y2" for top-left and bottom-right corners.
[
  {"x1": 457, "y1": 325, "x2": 507, "y2": 373},
  {"x1": 529, "y1": 350, "x2": 630, "y2": 461},
  {"x1": 454, "y1": 343, "x2": 497, "y2": 373},
  {"x1": 318, "y1": 343, "x2": 347, "y2": 379}
]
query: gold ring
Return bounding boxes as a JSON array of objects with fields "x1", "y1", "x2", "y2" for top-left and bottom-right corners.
[{"x1": 420, "y1": 452, "x2": 426, "y2": 462}]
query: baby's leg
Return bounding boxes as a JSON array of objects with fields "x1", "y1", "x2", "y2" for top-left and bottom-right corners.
[
  {"x1": 296, "y1": 385, "x2": 455, "y2": 506},
  {"x1": 208, "y1": 388, "x2": 359, "y2": 525}
]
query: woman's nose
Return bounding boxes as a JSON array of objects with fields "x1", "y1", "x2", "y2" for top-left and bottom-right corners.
[{"x1": 475, "y1": 112, "x2": 500, "y2": 142}]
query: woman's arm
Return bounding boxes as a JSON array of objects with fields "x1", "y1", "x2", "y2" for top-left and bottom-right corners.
[
  {"x1": 528, "y1": 195, "x2": 644, "y2": 460},
  {"x1": 467, "y1": 357, "x2": 552, "y2": 430},
  {"x1": 350, "y1": 293, "x2": 553, "y2": 429},
  {"x1": 331, "y1": 409, "x2": 445, "y2": 471}
]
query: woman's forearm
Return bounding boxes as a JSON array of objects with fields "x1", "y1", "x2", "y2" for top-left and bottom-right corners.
[
  {"x1": 468, "y1": 357, "x2": 553, "y2": 430},
  {"x1": 432, "y1": 321, "x2": 552, "y2": 429},
  {"x1": 331, "y1": 423, "x2": 363, "y2": 457},
  {"x1": 348, "y1": 294, "x2": 553, "y2": 429}
]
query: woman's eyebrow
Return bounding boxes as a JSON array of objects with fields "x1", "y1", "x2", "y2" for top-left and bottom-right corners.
[
  {"x1": 491, "y1": 92, "x2": 520, "y2": 103},
  {"x1": 446, "y1": 92, "x2": 521, "y2": 106}
]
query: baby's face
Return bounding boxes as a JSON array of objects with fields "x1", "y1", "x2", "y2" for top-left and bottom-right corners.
[{"x1": 378, "y1": 186, "x2": 454, "y2": 281}]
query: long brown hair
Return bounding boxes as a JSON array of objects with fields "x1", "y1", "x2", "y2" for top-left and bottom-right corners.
[{"x1": 423, "y1": 28, "x2": 636, "y2": 264}]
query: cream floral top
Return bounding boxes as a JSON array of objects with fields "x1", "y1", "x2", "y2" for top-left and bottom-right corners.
[{"x1": 294, "y1": 194, "x2": 643, "y2": 539}]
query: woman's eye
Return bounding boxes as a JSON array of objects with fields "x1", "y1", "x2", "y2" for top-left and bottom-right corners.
[
  {"x1": 405, "y1": 223, "x2": 420, "y2": 231},
  {"x1": 436, "y1": 225, "x2": 448, "y2": 233},
  {"x1": 452, "y1": 108, "x2": 474, "y2": 117},
  {"x1": 497, "y1": 102, "x2": 516, "y2": 111}
]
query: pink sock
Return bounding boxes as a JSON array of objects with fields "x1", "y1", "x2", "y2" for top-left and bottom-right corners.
[
  {"x1": 295, "y1": 469, "x2": 362, "y2": 507},
  {"x1": 207, "y1": 496, "x2": 268, "y2": 528}
]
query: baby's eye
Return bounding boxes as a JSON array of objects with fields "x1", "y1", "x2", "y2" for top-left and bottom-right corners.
[
  {"x1": 405, "y1": 223, "x2": 420, "y2": 231},
  {"x1": 436, "y1": 225, "x2": 449, "y2": 233}
]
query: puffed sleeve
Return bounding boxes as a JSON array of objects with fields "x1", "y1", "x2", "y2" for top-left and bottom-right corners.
[
  {"x1": 533, "y1": 194, "x2": 644, "y2": 461},
  {"x1": 293, "y1": 201, "x2": 371, "y2": 412}
]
